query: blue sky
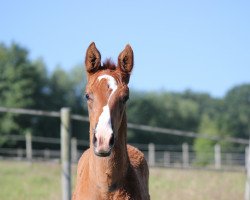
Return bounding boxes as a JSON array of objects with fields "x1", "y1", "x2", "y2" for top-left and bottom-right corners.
[{"x1": 1, "y1": 0, "x2": 250, "y2": 97}]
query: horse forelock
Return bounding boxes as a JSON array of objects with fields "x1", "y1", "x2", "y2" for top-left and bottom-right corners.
[{"x1": 102, "y1": 58, "x2": 116, "y2": 70}]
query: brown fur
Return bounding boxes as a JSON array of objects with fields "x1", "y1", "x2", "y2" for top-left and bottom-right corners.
[{"x1": 72, "y1": 43, "x2": 150, "y2": 200}]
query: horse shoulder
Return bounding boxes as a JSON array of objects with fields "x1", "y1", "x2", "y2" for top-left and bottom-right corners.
[
  {"x1": 77, "y1": 148, "x2": 90, "y2": 177},
  {"x1": 73, "y1": 149, "x2": 91, "y2": 200},
  {"x1": 126, "y1": 144, "x2": 150, "y2": 200},
  {"x1": 127, "y1": 144, "x2": 148, "y2": 173}
]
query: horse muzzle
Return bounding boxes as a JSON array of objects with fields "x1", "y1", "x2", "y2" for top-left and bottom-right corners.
[{"x1": 93, "y1": 131, "x2": 115, "y2": 157}]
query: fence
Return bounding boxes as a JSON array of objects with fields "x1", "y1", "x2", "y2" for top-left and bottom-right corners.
[
  {"x1": 0, "y1": 133, "x2": 247, "y2": 171},
  {"x1": 0, "y1": 106, "x2": 249, "y2": 199},
  {"x1": 0, "y1": 107, "x2": 248, "y2": 145}
]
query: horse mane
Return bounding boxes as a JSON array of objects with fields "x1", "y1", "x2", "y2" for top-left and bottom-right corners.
[{"x1": 102, "y1": 58, "x2": 116, "y2": 70}]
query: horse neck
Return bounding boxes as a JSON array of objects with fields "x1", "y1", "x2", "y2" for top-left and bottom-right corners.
[{"x1": 89, "y1": 113, "x2": 129, "y2": 192}]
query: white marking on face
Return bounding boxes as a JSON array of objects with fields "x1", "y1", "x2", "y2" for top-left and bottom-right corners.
[
  {"x1": 95, "y1": 75, "x2": 117, "y2": 147},
  {"x1": 98, "y1": 75, "x2": 118, "y2": 100}
]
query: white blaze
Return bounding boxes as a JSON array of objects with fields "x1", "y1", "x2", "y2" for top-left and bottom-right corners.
[
  {"x1": 95, "y1": 75, "x2": 117, "y2": 146},
  {"x1": 98, "y1": 75, "x2": 118, "y2": 101}
]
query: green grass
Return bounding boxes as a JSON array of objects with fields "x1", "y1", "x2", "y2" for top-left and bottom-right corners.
[
  {"x1": 0, "y1": 160, "x2": 246, "y2": 200},
  {"x1": 149, "y1": 168, "x2": 245, "y2": 200},
  {"x1": 0, "y1": 161, "x2": 61, "y2": 200}
]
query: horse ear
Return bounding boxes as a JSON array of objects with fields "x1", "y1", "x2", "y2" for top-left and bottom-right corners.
[
  {"x1": 118, "y1": 44, "x2": 134, "y2": 83},
  {"x1": 85, "y1": 42, "x2": 101, "y2": 73}
]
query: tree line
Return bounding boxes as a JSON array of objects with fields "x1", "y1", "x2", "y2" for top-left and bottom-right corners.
[{"x1": 0, "y1": 43, "x2": 249, "y2": 154}]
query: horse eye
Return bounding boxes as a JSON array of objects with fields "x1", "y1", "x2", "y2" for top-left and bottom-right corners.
[
  {"x1": 122, "y1": 95, "x2": 129, "y2": 104},
  {"x1": 85, "y1": 93, "x2": 90, "y2": 100}
]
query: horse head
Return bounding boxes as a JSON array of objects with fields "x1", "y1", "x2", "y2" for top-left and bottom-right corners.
[{"x1": 84, "y1": 42, "x2": 133, "y2": 157}]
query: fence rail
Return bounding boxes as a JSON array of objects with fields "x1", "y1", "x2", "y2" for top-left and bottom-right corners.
[
  {"x1": 0, "y1": 134, "x2": 247, "y2": 171},
  {"x1": 0, "y1": 106, "x2": 248, "y2": 144}
]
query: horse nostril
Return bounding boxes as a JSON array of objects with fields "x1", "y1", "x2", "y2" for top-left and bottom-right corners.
[
  {"x1": 109, "y1": 133, "x2": 115, "y2": 147},
  {"x1": 93, "y1": 133, "x2": 97, "y2": 147}
]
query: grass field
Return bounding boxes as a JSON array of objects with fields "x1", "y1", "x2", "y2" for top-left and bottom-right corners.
[{"x1": 0, "y1": 160, "x2": 246, "y2": 200}]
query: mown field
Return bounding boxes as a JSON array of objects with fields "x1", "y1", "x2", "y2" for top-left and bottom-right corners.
[{"x1": 0, "y1": 160, "x2": 246, "y2": 200}]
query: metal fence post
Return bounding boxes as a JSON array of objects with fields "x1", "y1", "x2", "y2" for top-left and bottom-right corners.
[
  {"x1": 148, "y1": 143, "x2": 155, "y2": 167},
  {"x1": 182, "y1": 143, "x2": 189, "y2": 168},
  {"x1": 164, "y1": 151, "x2": 170, "y2": 167},
  {"x1": 60, "y1": 107, "x2": 71, "y2": 200},
  {"x1": 25, "y1": 131, "x2": 32, "y2": 162},
  {"x1": 44, "y1": 149, "x2": 50, "y2": 160},
  {"x1": 245, "y1": 141, "x2": 250, "y2": 200},
  {"x1": 214, "y1": 144, "x2": 221, "y2": 170},
  {"x1": 71, "y1": 137, "x2": 78, "y2": 163},
  {"x1": 17, "y1": 148, "x2": 23, "y2": 159},
  {"x1": 246, "y1": 147, "x2": 249, "y2": 170}
]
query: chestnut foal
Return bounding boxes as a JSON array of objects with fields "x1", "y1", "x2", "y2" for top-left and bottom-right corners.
[{"x1": 72, "y1": 43, "x2": 150, "y2": 200}]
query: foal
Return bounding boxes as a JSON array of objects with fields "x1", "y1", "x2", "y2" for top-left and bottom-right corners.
[{"x1": 73, "y1": 43, "x2": 150, "y2": 200}]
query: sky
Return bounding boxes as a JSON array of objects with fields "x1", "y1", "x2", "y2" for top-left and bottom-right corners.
[{"x1": 1, "y1": 0, "x2": 250, "y2": 98}]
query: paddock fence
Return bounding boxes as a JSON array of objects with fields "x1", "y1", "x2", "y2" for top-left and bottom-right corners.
[
  {"x1": 0, "y1": 133, "x2": 248, "y2": 171},
  {"x1": 0, "y1": 106, "x2": 249, "y2": 200}
]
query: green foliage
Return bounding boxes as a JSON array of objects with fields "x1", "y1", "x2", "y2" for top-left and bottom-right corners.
[
  {"x1": 0, "y1": 42, "x2": 249, "y2": 153},
  {"x1": 0, "y1": 43, "x2": 40, "y2": 138},
  {"x1": 127, "y1": 92, "x2": 200, "y2": 145},
  {"x1": 0, "y1": 43, "x2": 88, "y2": 145},
  {"x1": 223, "y1": 84, "x2": 250, "y2": 139},
  {"x1": 30, "y1": 64, "x2": 88, "y2": 140},
  {"x1": 194, "y1": 114, "x2": 218, "y2": 165}
]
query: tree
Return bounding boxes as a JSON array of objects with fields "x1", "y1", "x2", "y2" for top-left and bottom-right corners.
[
  {"x1": 223, "y1": 84, "x2": 250, "y2": 145},
  {"x1": 1, "y1": 42, "x2": 249, "y2": 151},
  {"x1": 31, "y1": 64, "x2": 89, "y2": 140},
  {"x1": 0, "y1": 43, "x2": 41, "y2": 139},
  {"x1": 194, "y1": 114, "x2": 219, "y2": 165},
  {"x1": 127, "y1": 91, "x2": 200, "y2": 145}
]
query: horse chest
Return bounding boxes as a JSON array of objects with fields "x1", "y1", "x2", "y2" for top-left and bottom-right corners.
[
  {"x1": 75, "y1": 186, "x2": 132, "y2": 200},
  {"x1": 74, "y1": 175, "x2": 143, "y2": 200}
]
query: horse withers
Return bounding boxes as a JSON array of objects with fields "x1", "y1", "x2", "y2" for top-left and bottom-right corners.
[{"x1": 73, "y1": 42, "x2": 150, "y2": 200}]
